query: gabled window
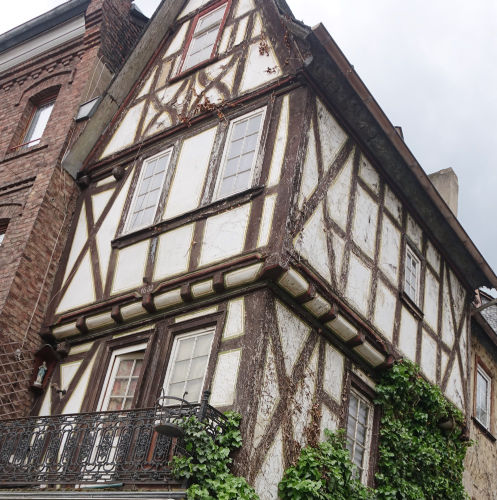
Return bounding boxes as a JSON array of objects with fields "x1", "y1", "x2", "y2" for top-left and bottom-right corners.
[
  {"x1": 346, "y1": 390, "x2": 373, "y2": 483},
  {"x1": 162, "y1": 327, "x2": 215, "y2": 403},
  {"x1": 21, "y1": 99, "x2": 55, "y2": 149},
  {"x1": 179, "y1": 1, "x2": 229, "y2": 73},
  {"x1": 215, "y1": 107, "x2": 266, "y2": 200},
  {"x1": 125, "y1": 149, "x2": 172, "y2": 233},
  {"x1": 404, "y1": 245, "x2": 421, "y2": 305},
  {"x1": 475, "y1": 364, "x2": 491, "y2": 430}
]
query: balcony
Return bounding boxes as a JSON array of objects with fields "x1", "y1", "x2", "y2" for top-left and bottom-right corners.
[{"x1": 0, "y1": 394, "x2": 226, "y2": 495}]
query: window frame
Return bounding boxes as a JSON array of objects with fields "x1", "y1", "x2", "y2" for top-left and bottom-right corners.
[
  {"x1": 404, "y1": 243, "x2": 422, "y2": 306},
  {"x1": 346, "y1": 388, "x2": 375, "y2": 485},
  {"x1": 19, "y1": 97, "x2": 56, "y2": 150},
  {"x1": 474, "y1": 359, "x2": 492, "y2": 431},
  {"x1": 0, "y1": 219, "x2": 8, "y2": 246},
  {"x1": 96, "y1": 343, "x2": 148, "y2": 412},
  {"x1": 177, "y1": 0, "x2": 231, "y2": 76},
  {"x1": 161, "y1": 326, "x2": 216, "y2": 405},
  {"x1": 213, "y1": 106, "x2": 267, "y2": 201},
  {"x1": 123, "y1": 147, "x2": 174, "y2": 234}
]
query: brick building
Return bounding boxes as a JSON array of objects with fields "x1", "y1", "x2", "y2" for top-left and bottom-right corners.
[{"x1": 0, "y1": 0, "x2": 147, "y2": 418}]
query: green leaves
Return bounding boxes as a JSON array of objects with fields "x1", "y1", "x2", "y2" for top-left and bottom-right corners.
[
  {"x1": 279, "y1": 361, "x2": 470, "y2": 500},
  {"x1": 278, "y1": 430, "x2": 374, "y2": 500},
  {"x1": 374, "y1": 360, "x2": 470, "y2": 500},
  {"x1": 171, "y1": 412, "x2": 259, "y2": 500}
]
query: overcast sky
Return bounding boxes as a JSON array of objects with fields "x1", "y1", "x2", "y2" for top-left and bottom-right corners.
[{"x1": 2, "y1": 1, "x2": 496, "y2": 286}]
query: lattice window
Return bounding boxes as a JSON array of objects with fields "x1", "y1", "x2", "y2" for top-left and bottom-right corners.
[
  {"x1": 126, "y1": 149, "x2": 172, "y2": 232},
  {"x1": 405, "y1": 245, "x2": 421, "y2": 304},
  {"x1": 162, "y1": 328, "x2": 215, "y2": 403},
  {"x1": 181, "y1": 2, "x2": 229, "y2": 72},
  {"x1": 215, "y1": 108, "x2": 265, "y2": 199},
  {"x1": 99, "y1": 346, "x2": 146, "y2": 411},
  {"x1": 476, "y1": 364, "x2": 491, "y2": 429},
  {"x1": 346, "y1": 390, "x2": 373, "y2": 483}
]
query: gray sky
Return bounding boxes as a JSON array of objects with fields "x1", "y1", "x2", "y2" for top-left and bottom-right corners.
[{"x1": 2, "y1": 1, "x2": 496, "y2": 283}]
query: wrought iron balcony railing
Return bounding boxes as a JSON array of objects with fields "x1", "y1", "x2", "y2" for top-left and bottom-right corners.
[{"x1": 0, "y1": 393, "x2": 226, "y2": 488}]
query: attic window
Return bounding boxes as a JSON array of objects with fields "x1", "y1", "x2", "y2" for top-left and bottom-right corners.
[{"x1": 179, "y1": 1, "x2": 229, "y2": 73}]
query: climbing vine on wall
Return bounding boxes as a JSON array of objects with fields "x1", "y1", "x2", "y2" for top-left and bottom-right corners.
[
  {"x1": 171, "y1": 412, "x2": 259, "y2": 500},
  {"x1": 374, "y1": 360, "x2": 469, "y2": 499},
  {"x1": 279, "y1": 360, "x2": 470, "y2": 500}
]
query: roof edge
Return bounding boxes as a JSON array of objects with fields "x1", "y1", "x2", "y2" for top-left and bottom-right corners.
[{"x1": 0, "y1": 0, "x2": 91, "y2": 54}]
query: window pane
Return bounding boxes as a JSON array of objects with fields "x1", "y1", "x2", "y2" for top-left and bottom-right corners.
[
  {"x1": 23, "y1": 101, "x2": 55, "y2": 147},
  {"x1": 127, "y1": 152, "x2": 171, "y2": 232},
  {"x1": 117, "y1": 359, "x2": 134, "y2": 377},
  {"x1": 346, "y1": 392, "x2": 372, "y2": 484},
  {"x1": 189, "y1": 356, "x2": 209, "y2": 379},
  {"x1": 177, "y1": 338, "x2": 196, "y2": 361},
  {"x1": 171, "y1": 359, "x2": 190, "y2": 383},
  {"x1": 182, "y1": 4, "x2": 227, "y2": 71},
  {"x1": 216, "y1": 110, "x2": 265, "y2": 199},
  {"x1": 243, "y1": 133, "x2": 259, "y2": 153},
  {"x1": 233, "y1": 170, "x2": 251, "y2": 192},
  {"x1": 185, "y1": 378, "x2": 203, "y2": 402},
  {"x1": 218, "y1": 176, "x2": 236, "y2": 198},
  {"x1": 194, "y1": 334, "x2": 214, "y2": 356},
  {"x1": 163, "y1": 330, "x2": 214, "y2": 403}
]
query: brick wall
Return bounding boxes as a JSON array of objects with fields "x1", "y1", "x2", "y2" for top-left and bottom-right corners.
[{"x1": 0, "y1": 0, "x2": 145, "y2": 418}]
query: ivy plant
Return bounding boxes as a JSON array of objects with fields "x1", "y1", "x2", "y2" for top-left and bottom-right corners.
[
  {"x1": 279, "y1": 429, "x2": 374, "y2": 500},
  {"x1": 374, "y1": 360, "x2": 470, "y2": 500},
  {"x1": 279, "y1": 360, "x2": 470, "y2": 500},
  {"x1": 171, "y1": 411, "x2": 259, "y2": 500}
]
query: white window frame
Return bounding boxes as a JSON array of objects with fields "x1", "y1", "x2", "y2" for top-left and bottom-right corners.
[
  {"x1": 346, "y1": 390, "x2": 374, "y2": 484},
  {"x1": 124, "y1": 148, "x2": 173, "y2": 234},
  {"x1": 213, "y1": 107, "x2": 266, "y2": 201},
  {"x1": 97, "y1": 343, "x2": 147, "y2": 412},
  {"x1": 162, "y1": 327, "x2": 215, "y2": 404},
  {"x1": 22, "y1": 99, "x2": 55, "y2": 149},
  {"x1": 404, "y1": 244, "x2": 421, "y2": 305},
  {"x1": 179, "y1": 2, "x2": 228, "y2": 73},
  {"x1": 475, "y1": 364, "x2": 492, "y2": 430}
]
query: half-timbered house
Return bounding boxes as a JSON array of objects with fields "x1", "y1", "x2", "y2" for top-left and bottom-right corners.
[{"x1": 1, "y1": 0, "x2": 496, "y2": 498}]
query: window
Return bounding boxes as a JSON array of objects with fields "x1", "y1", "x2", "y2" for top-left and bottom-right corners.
[
  {"x1": 346, "y1": 390, "x2": 373, "y2": 483},
  {"x1": 21, "y1": 99, "x2": 55, "y2": 149},
  {"x1": 98, "y1": 346, "x2": 146, "y2": 411},
  {"x1": 180, "y1": 2, "x2": 228, "y2": 73},
  {"x1": 215, "y1": 108, "x2": 266, "y2": 199},
  {"x1": 0, "y1": 220, "x2": 7, "y2": 246},
  {"x1": 475, "y1": 364, "x2": 491, "y2": 430},
  {"x1": 162, "y1": 328, "x2": 215, "y2": 403},
  {"x1": 125, "y1": 149, "x2": 172, "y2": 233},
  {"x1": 404, "y1": 245, "x2": 421, "y2": 304}
]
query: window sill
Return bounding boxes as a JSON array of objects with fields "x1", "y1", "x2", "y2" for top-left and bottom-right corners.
[
  {"x1": 112, "y1": 185, "x2": 264, "y2": 249},
  {"x1": 169, "y1": 56, "x2": 220, "y2": 84},
  {"x1": 2, "y1": 143, "x2": 48, "y2": 163},
  {"x1": 399, "y1": 290, "x2": 424, "y2": 320},
  {"x1": 472, "y1": 416, "x2": 496, "y2": 442}
]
